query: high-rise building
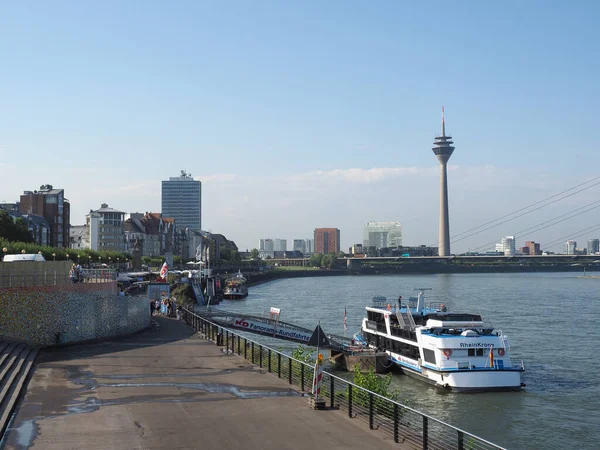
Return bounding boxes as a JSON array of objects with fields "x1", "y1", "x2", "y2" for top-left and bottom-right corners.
[
  {"x1": 525, "y1": 241, "x2": 541, "y2": 256},
  {"x1": 293, "y1": 238, "x2": 313, "y2": 255},
  {"x1": 19, "y1": 184, "x2": 70, "y2": 248},
  {"x1": 564, "y1": 240, "x2": 577, "y2": 255},
  {"x1": 587, "y1": 239, "x2": 599, "y2": 255},
  {"x1": 314, "y1": 228, "x2": 340, "y2": 254},
  {"x1": 161, "y1": 171, "x2": 201, "y2": 230},
  {"x1": 86, "y1": 204, "x2": 125, "y2": 252},
  {"x1": 274, "y1": 239, "x2": 287, "y2": 252},
  {"x1": 363, "y1": 222, "x2": 402, "y2": 249},
  {"x1": 263, "y1": 239, "x2": 274, "y2": 252},
  {"x1": 432, "y1": 108, "x2": 455, "y2": 256},
  {"x1": 500, "y1": 236, "x2": 516, "y2": 256}
]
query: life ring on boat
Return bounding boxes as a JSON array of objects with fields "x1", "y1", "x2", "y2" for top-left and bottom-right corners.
[
  {"x1": 498, "y1": 348, "x2": 505, "y2": 356},
  {"x1": 443, "y1": 349, "x2": 452, "y2": 359}
]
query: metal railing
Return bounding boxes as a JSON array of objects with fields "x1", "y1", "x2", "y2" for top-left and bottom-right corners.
[
  {"x1": 181, "y1": 307, "x2": 504, "y2": 450},
  {"x1": 0, "y1": 268, "x2": 117, "y2": 287}
]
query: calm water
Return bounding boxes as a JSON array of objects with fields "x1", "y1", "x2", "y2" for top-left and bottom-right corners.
[{"x1": 211, "y1": 273, "x2": 600, "y2": 450}]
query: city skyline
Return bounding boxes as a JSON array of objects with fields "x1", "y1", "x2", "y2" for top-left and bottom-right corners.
[{"x1": 2, "y1": 2, "x2": 600, "y2": 253}]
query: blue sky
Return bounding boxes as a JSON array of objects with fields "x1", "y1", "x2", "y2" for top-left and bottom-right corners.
[{"x1": 2, "y1": 1, "x2": 600, "y2": 253}]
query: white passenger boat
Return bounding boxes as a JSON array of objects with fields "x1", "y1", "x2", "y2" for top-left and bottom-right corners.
[
  {"x1": 223, "y1": 270, "x2": 248, "y2": 300},
  {"x1": 358, "y1": 289, "x2": 525, "y2": 392}
]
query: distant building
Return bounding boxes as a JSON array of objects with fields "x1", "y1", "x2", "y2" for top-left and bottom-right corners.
[
  {"x1": 363, "y1": 222, "x2": 402, "y2": 249},
  {"x1": 69, "y1": 225, "x2": 88, "y2": 250},
  {"x1": 19, "y1": 185, "x2": 70, "y2": 247},
  {"x1": 274, "y1": 239, "x2": 287, "y2": 252},
  {"x1": 587, "y1": 239, "x2": 599, "y2": 255},
  {"x1": 525, "y1": 241, "x2": 541, "y2": 256},
  {"x1": 85, "y1": 204, "x2": 126, "y2": 252},
  {"x1": 496, "y1": 236, "x2": 516, "y2": 256},
  {"x1": 262, "y1": 239, "x2": 274, "y2": 251},
  {"x1": 563, "y1": 240, "x2": 577, "y2": 255},
  {"x1": 314, "y1": 228, "x2": 340, "y2": 254},
  {"x1": 520, "y1": 246, "x2": 530, "y2": 255},
  {"x1": 351, "y1": 244, "x2": 363, "y2": 255},
  {"x1": 293, "y1": 238, "x2": 313, "y2": 255},
  {"x1": 161, "y1": 171, "x2": 201, "y2": 231}
]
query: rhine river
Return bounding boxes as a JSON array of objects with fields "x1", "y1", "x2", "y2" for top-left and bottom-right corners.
[{"x1": 211, "y1": 272, "x2": 600, "y2": 450}]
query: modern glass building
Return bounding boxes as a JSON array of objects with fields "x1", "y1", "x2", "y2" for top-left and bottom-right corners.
[
  {"x1": 363, "y1": 222, "x2": 402, "y2": 249},
  {"x1": 161, "y1": 172, "x2": 201, "y2": 231},
  {"x1": 587, "y1": 239, "x2": 599, "y2": 255}
]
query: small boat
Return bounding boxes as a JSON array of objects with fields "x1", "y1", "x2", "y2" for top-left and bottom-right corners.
[
  {"x1": 359, "y1": 289, "x2": 525, "y2": 392},
  {"x1": 223, "y1": 270, "x2": 248, "y2": 300}
]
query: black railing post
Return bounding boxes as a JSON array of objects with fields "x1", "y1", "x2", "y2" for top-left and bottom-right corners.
[
  {"x1": 244, "y1": 339, "x2": 247, "y2": 359},
  {"x1": 393, "y1": 404, "x2": 399, "y2": 443},
  {"x1": 278, "y1": 353, "x2": 281, "y2": 378},
  {"x1": 423, "y1": 416, "x2": 429, "y2": 450},
  {"x1": 458, "y1": 431, "x2": 464, "y2": 450},
  {"x1": 330, "y1": 376, "x2": 335, "y2": 408},
  {"x1": 288, "y1": 357, "x2": 292, "y2": 384},
  {"x1": 237, "y1": 336, "x2": 241, "y2": 355},
  {"x1": 301, "y1": 364, "x2": 305, "y2": 391},
  {"x1": 259, "y1": 345, "x2": 263, "y2": 368},
  {"x1": 268, "y1": 349, "x2": 272, "y2": 373},
  {"x1": 251, "y1": 342, "x2": 255, "y2": 364},
  {"x1": 369, "y1": 393, "x2": 374, "y2": 430},
  {"x1": 231, "y1": 334, "x2": 235, "y2": 354},
  {"x1": 348, "y1": 385, "x2": 353, "y2": 418}
]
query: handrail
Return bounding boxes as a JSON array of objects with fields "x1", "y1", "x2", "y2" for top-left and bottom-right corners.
[{"x1": 181, "y1": 306, "x2": 505, "y2": 450}]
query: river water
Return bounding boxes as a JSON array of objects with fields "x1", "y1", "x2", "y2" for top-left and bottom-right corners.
[{"x1": 211, "y1": 272, "x2": 600, "y2": 450}]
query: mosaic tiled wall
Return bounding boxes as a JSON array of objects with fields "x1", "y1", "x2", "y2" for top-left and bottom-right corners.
[{"x1": 0, "y1": 283, "x2": 150, "y2": 346}]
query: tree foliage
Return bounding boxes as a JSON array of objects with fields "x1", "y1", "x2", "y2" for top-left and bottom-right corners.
[
  {"x1": 249, "y1": 248, "x2": 260, "y2": 260},
  {"x1": 0, "y1": 211, "x2": 33, "y2": 243},
  {"x1": 309, "y1": 253, "x2": 323, "y2": 267}
]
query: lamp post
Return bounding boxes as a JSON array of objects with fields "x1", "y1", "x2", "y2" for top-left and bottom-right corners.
[
  {"x1": 2, "y1": 247, "x2": 7, "y2": 256},
  {"x1": 108, "y1": 256, "x2": 112, "y2": 267},
  {"x1": 88, "y1": 255, "x2": 92, "y2": 268},
  {"x1": 21, "y1": 249, "x2": 26, "y2": 254},
  {"x1": 117, "y1": 257, "x2": 120, "y2": 269},
  {"x1": 77, "y1": 254, "x2": 80, "y2": 265},
  {"x1": 66, "y1": 253, "x2": 70, "y2": 261},
  {"x1": 52, "y1": 252, "x2": 56, "y2": 261}
]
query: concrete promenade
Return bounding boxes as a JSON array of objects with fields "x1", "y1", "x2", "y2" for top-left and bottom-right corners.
[{"x1": 3, "y1": 317, "x2": 406, "y2": 450}]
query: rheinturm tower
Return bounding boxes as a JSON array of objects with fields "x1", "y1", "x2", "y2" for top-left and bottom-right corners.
[{"x1": 432, "y1": 107, "x2": 455, "y2": 256}]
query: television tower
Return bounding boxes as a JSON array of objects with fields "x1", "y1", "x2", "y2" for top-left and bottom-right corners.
[{"x1": 432, "y1": 107, "x2": 455, "y2": 256}]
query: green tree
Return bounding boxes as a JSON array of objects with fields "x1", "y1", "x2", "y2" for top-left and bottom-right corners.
[
  {"x1": 309, "y1": 253, "x2": 323, "y2": 267},
  {"x1": 321, "y1": 253, "x2": 337, "y2": 269},
  {"x1": 249, "y1": 248, "x2": 260, "y2": 260},
  {"x1": 0, "y1": 211, "x2": 33, "y2": 243}
]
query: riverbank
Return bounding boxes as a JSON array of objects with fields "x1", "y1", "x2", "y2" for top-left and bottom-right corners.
[{"x1": 243, "y1": 264, "x2": 594, "y2": 287}]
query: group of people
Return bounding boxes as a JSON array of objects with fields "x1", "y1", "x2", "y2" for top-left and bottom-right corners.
[
  {"x1": 69, "y1": 264, "x2": 84, "y2": 284},
  {"x1": 150, "y1": 297, "x2": 181, "y2": 320}
]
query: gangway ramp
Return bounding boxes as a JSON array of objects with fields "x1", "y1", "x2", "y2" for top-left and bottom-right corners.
[{"x1": 194, "y1": 308, "x2": 351, "y2": 351}]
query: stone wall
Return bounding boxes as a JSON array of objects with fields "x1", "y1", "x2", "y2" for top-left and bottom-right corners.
[{"x1": 0, "y1": 281, "x2": 150, "y2": 346}]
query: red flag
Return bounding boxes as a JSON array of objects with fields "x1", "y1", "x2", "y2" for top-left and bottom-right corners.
[
  {"x1": 489, "y1": 347, "x2": 494, "y2": 368},
  {"x1": 344, "y1": 306, "x2": 347, "y2": 333}
]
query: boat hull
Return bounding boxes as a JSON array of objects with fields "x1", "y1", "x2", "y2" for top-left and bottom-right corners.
[
  {"x1": 223, "y1": 292, "x2": 248, "y2": 300},
  {"x1": 389, "y1": 353, "x2": 523, "y2": 392}
]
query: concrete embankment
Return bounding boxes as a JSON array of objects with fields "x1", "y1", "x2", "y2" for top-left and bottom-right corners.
[{"x1": 2, "y1": 317, "x2": 403, "y2": 450}]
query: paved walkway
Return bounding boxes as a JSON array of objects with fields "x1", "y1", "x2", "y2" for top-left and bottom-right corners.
[{"x1": 3, "y1": 317, "x2": 406, "y2": 450}]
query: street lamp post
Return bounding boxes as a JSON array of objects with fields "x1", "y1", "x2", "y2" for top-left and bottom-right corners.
[
  {"x1": 52, "y1": 253, "x2": 56, "y2": 261},
  {"x1": 88, "y1": 255, "x2": 92, "y2": 268},
  {"x1": 66, "y1": 253, "x2": 70, "y2": 261}
]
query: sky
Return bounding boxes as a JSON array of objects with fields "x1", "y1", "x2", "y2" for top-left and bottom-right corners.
[{"x1": 2, "y1": 1, "x2": 600, "y2": 253}]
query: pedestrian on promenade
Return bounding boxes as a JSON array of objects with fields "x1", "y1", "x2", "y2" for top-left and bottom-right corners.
[
  {"x1": 150, "y1": 300, "x2": 155, "y2": 316},
  {"x1": 119, "y1": 289, "x2": 125, "y2": 297},
  {"x1": 69, "y1": 264, "x2": 77, "y2": 284}
]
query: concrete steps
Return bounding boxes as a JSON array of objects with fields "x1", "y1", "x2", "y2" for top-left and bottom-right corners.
[{"x1": 0, "y1": 340, "x2": 38, "y2": 439}]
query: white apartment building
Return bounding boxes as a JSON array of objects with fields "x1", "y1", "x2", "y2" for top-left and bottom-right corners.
[{"x1": 363, "y1": 222, "x2": 402, "y2": 249}]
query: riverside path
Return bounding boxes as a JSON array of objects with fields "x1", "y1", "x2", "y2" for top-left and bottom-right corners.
[{"x1": 2, "y1": 316, "x2": 405, "y2": 450}]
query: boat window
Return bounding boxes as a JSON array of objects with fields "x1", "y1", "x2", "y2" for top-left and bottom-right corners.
[
  {"x1": 423, "y1": 348, "x2": 436, "y2": 365},
  {"x1": 468, "y1": 349, "x2": 475, "y2": 357},
  {"x1": 476, "y1": 349, "x2": 484, "y2": 356}
]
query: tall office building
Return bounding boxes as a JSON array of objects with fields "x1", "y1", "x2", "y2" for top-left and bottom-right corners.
[
  {"x1": 19, "y1": 185, "x2": 70, "y2": 248},
  {"x1": 293, "y1": 238, "x2": 314, "y2": 255},
  {"x1": 86, "y1": 204, "x2": 125, "y2": 252},
  {"x1": 564, "y1": 240, "x2": 577, "y2": 255},
  {"x1": 525, "y1": 241, "x2": 541, "y2": 256},
  {"x1": 587, "y1": 239, "x2": 599, "y2": 255},
  {"x1": 274, "y1": 239, "x2": 287, "y2": 252},
  {"x1": 161, "y1": 171, "x2": 201, "y2": 230},
  {"x1": 432, "y1": 108, "x2": 455, "y2": 256},
  {"x1": 363, "y1": 222, "x2": 402, "y2": 249},
  {"x1": 314, "y1": 228, "x2": 340, "y2": 254},
  {"x1": 500, "y1": 236, "x2": 516, "y2": 256}
]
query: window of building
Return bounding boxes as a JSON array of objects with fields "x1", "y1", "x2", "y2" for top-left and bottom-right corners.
[{"x1": 423, "y1": 348, "x2": 436, "y2": 365}]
